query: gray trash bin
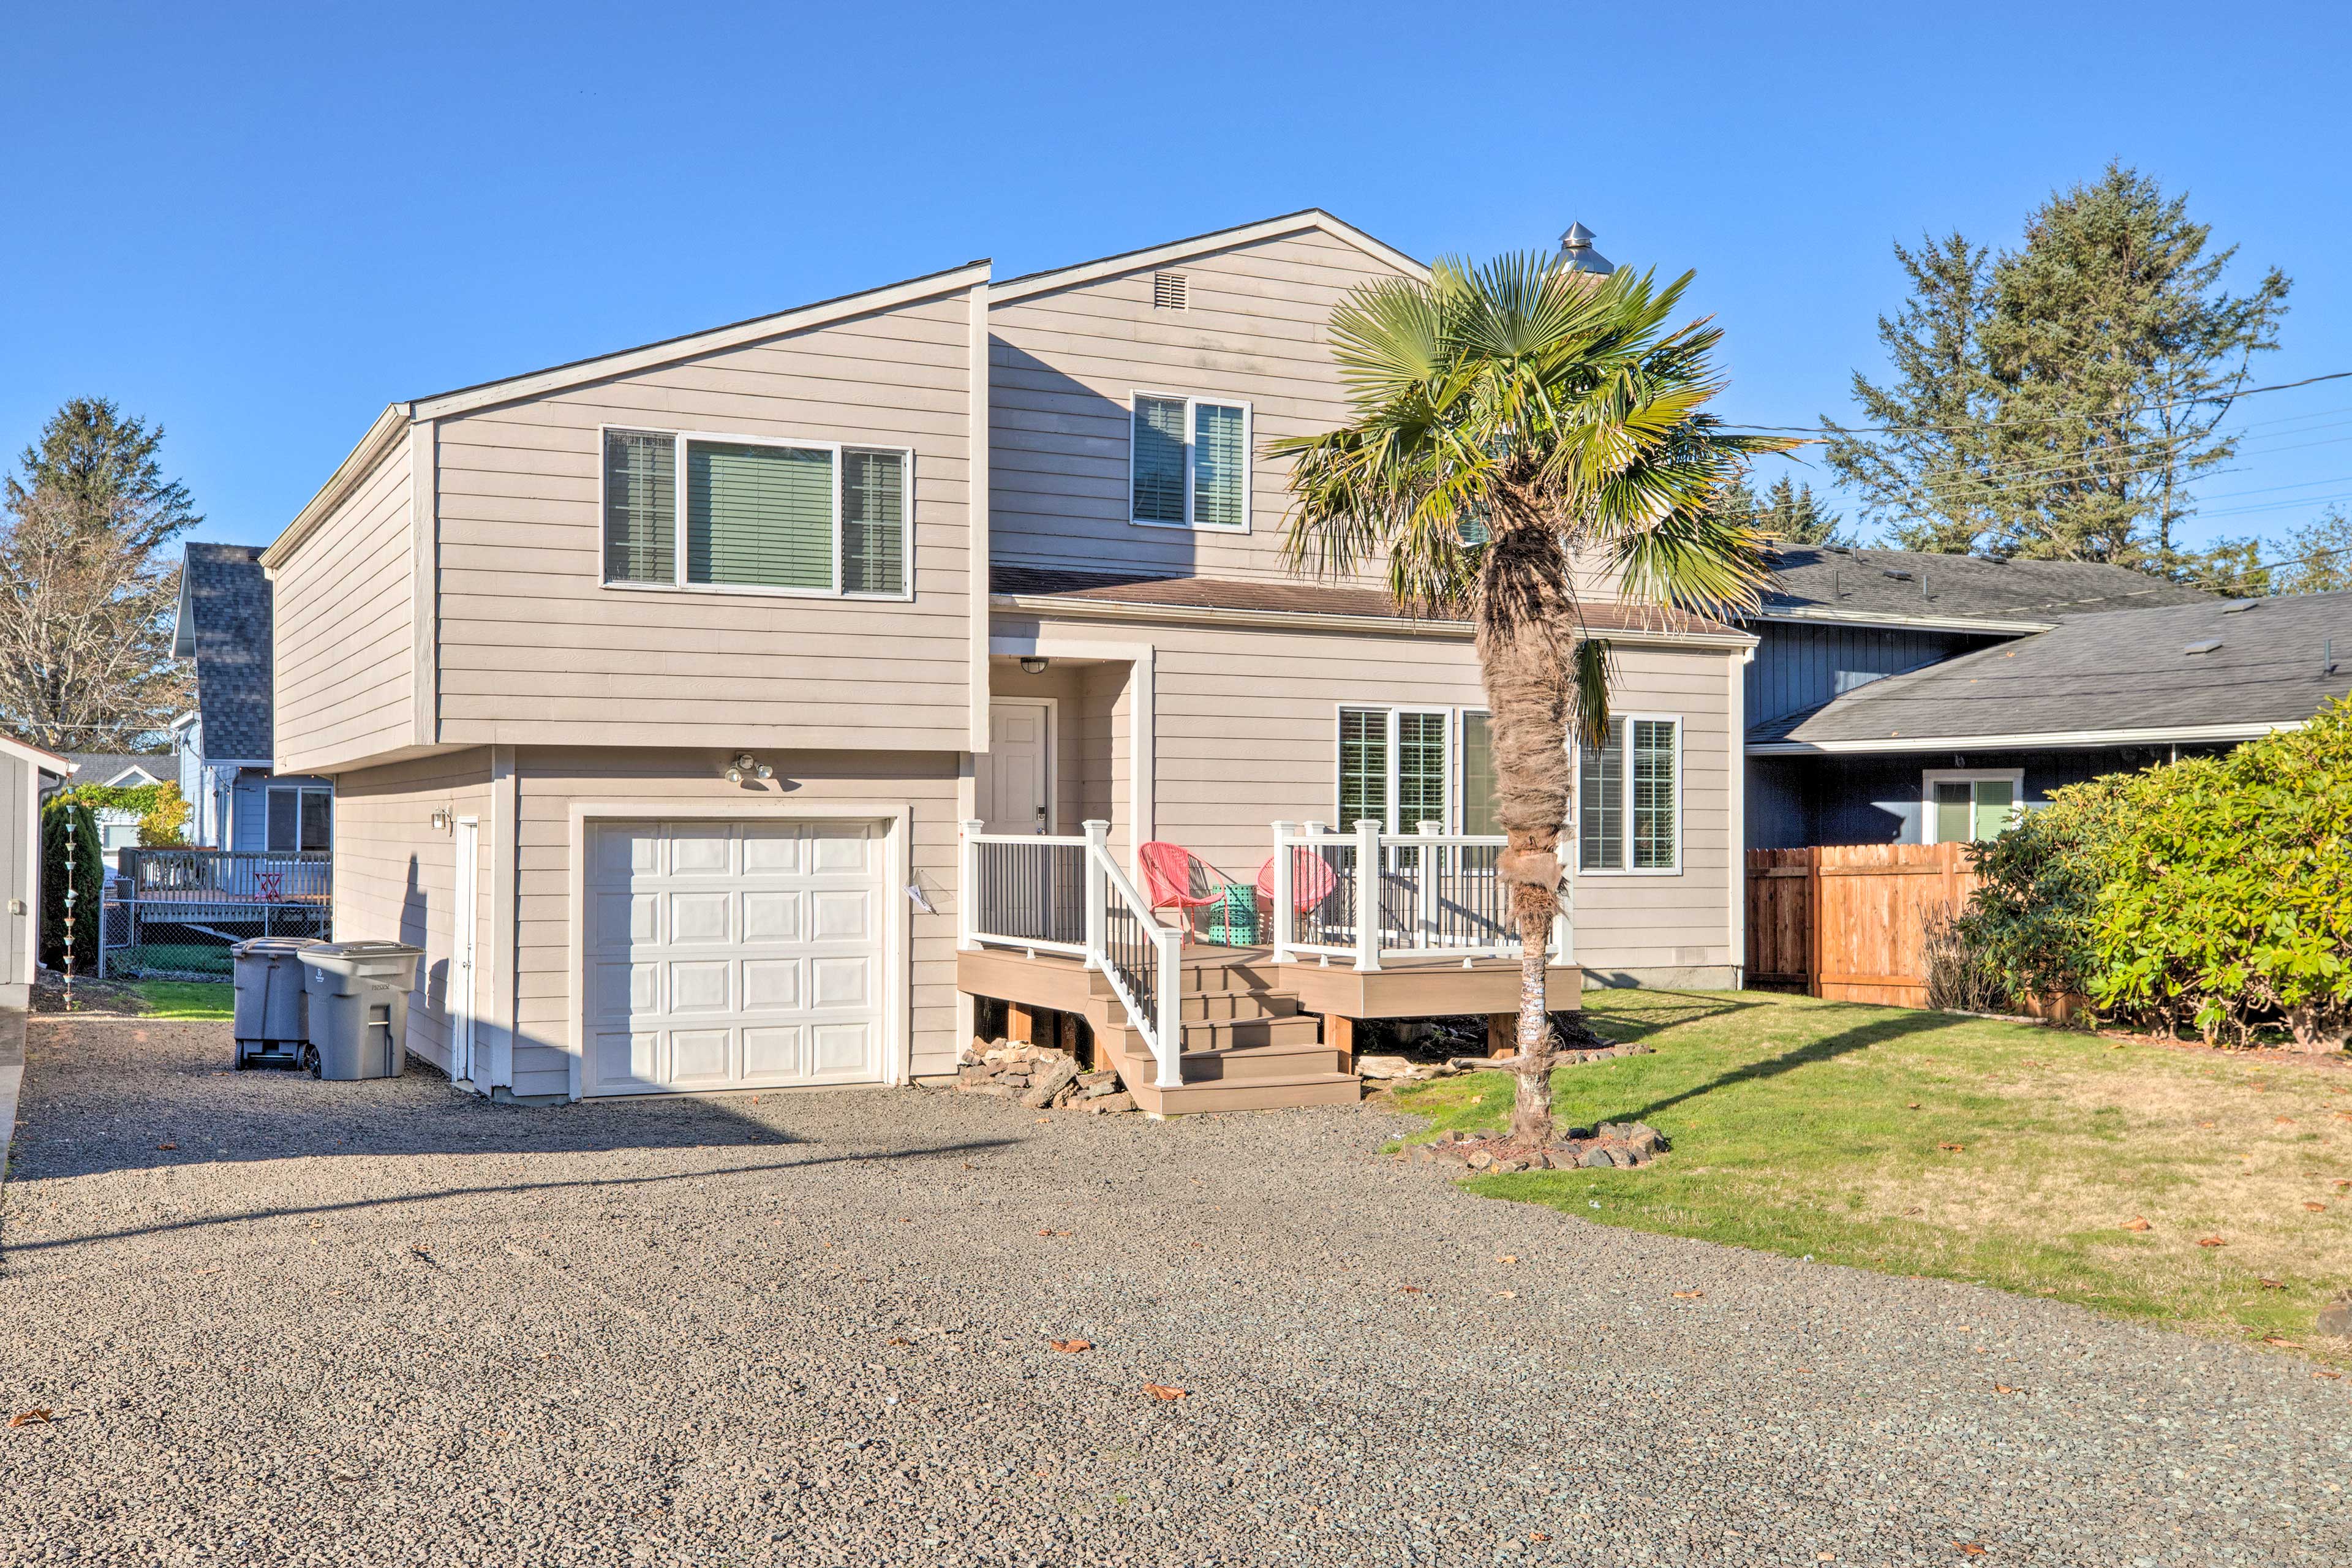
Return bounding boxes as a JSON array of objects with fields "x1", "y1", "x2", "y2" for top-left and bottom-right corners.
[
  {"x1": 300, "y1": 941, "x2": 424, "y2": 1080},
  {"x1": 230, "y1": 937, "x2": 327, "y2": 1069}
]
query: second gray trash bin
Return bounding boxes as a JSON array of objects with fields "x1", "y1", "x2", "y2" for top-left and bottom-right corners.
[
  {"x1": 301, "y1": 941, "x2": 424, "y2": 1080},
  {"x1": 231, "y1": 936, "x2": 327, "y2": 1068}
]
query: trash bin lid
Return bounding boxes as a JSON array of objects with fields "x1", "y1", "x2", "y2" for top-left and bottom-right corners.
[
  {"x1": 231, "y1": 936, "x2": 330, "y2": 958},
  {"x1": 303, "y1": 940, "x2": 425, "y2": 978}
]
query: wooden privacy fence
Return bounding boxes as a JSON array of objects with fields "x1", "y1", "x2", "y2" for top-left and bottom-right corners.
[{"x1": 1746, "y1": 842, "x2": 1979, "y2": 1007}]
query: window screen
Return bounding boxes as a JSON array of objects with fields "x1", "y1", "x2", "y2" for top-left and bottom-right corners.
[
  {"x1": 603, "y1": 429, "x2": 676, "y2": 583},
  {"x1": 1578, "y1": 720, "x2": 1626, "y2": 871},
  {"x1": 687, "y1": 440, "x2": 834, "y2": 590},
  {"x1": 1192, "y1": 402, "x2": 1246, "y2": 529},
  {"x1": 841, "y1": 448, "x2": 907, "y2": 595},
  {"x1": 1132, "y1": 397, "x2": 1188, "y2": 524}
]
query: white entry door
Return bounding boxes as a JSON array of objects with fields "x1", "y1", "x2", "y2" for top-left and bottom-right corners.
[
  {"x1": 978, "y1": 700, "x2": 1052, "y2": 834},
  {"x1": 451, "y1": 817, "x2": 480, "y2": 1084},
  {"x1": 582, "y1": 819, "x2": 886, "y2": 1096}
]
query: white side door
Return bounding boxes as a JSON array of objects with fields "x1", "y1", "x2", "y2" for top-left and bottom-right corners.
[
  {"x1": 978, "y1": 700, "x2": 1052, "y2": 835},
  {"x1": 451, "y1": 817, "x2": 479, "y2": 1084}
]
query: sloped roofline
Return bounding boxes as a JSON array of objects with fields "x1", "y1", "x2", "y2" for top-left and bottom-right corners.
[
  {"x1": 262, "y1": 259, "x2": 994, "y2": 568},
  {"x1": 0, "y1": 733, "x2": 76, "y2": 774},
  {"x1": 989, "y1": 209, "x2": 1427, "y2": 304}
]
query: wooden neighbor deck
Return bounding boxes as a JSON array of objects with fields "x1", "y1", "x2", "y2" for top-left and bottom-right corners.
[{"x1": 956, "y1": 944, "x2": 1582, "y2": 1117}]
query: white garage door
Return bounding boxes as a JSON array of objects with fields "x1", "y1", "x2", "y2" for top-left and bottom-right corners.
[{"x1": 583, "y1": 819, "x2": 886, "y2": 1096}]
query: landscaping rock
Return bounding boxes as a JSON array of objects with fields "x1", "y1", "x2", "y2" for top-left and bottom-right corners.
[
  {"x1": 1020, "y1": 1056, "x2": 1082, "y2": 1109},
  {"x1": 1359, "y1": 1054, "x2": 1436, "y2": 1081},
  {"x1": 1074, "y1": 1091, "x2": 1134, "y2": 1115},
  {"x1": 2320, "y1": 1297, "x2": 2352, "y2": 1337},
  {"x1": 1580, "y1": 1147, "x2": 1615, "y2": 1169}
]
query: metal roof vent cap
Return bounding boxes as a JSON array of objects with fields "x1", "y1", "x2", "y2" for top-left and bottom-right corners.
[
  {"x1": 1559, "y1": 222, "x2": 1614, "y2": 276},
  {"x1": 2220, "y1": 598, "x2": 2260, "y2": 614},
  {"x1": 2182, "y1": 637, "x2": 2224, "y2": 655}
]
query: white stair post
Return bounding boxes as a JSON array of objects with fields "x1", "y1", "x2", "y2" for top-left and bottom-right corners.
[
  {"x1": 1269, "y1": 821, "x2": 1295, "y2": 963},
  {"x1": 1415, "y1": 819, "x2": 1442, "y2": 948},
  {"x1": 1155, "y1": 930, "x2": 1183, "y2": 1088},
  {"x1": 958, "y1": 818, "x2": 982, "y2": 950},
  {"x1": 1080, "y1": 820, "x2": 1109, "y2": 970},
  {"x1": 1352, "y1": 818, "x2": 1383, "y2": 973}
]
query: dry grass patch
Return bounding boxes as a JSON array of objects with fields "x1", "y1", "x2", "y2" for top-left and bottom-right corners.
[{"x1": 1392, "y1": 990, "x2": 2352, "y2": 1357}]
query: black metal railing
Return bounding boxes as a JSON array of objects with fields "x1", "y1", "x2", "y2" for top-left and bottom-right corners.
[
  {"x1": 967, "y1": 839, "x2": 1086, "y2": 948},
  {"x1": 1101, "y1": 894, "x2": 1161, "y2": 1034}
]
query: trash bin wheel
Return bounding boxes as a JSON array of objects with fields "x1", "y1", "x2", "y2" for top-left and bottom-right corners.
[{"x1": 301, "y1": 1044, "x2": 322, "y2": 1079}]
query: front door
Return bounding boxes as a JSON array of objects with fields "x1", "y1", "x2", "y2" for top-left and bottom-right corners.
[
  {"x1": 978, "y1": 700, "x2": 1052, "y2": 835},
  {"x1": 451, "y1": 816, "x2": 480, "y2": 1084}
]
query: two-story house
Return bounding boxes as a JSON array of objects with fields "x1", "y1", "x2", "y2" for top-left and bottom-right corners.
[
  {"x1": 172, "y1": 543, "x2": 335, "y2": 854},
  {"x1": 265, "y1": 212, "x2": 1756, "y2": 1107}
]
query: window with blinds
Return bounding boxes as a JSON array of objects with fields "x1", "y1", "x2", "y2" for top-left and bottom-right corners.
[
  {"x1": 1460, "y1": 712, "x2": 1500, "y2": 836},
  {"x1": 603, "y1": 429, "x2": 676, "y2": 584},
  {"x1": 1130, "y1": 393, "x2": 1248, "y2": 529},
  {"x1": 841, "y1": 448, "x2": 907, "y2": 595},
  {"x1": 1397, "y1": 711, "x2": 1449, "y2": 829},
  {"x1": 687, "y1": 440, "x2": 834, "y2": 589},
  {"x1": 1337, "y1": 707, "x2": 1450, "y2": 832},
  {"x1": 1338, "y1": 709, "x2": 1389, "y2": 829},
  {"x1": 601, "y1": 428, "x2": 914, "y2": 597},
  {"x1": 1578, "y1": 717, "x2": 1680, "y2": 872}
]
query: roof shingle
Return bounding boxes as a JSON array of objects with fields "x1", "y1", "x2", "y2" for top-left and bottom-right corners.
[{"x1": 180, "y1": 543, "x2": 276, "y2": 761}]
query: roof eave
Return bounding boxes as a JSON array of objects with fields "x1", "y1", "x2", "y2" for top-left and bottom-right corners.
[
  {"x1": 261, "y1": 403, "x2": 413, "y2": 570},
  {"x1": 989, "y1": 210, "x2": 1427, "y2": 304},
  {"x1": 990, "y1": 592, "x2": 1757, "y2": 650},
  {"x1": 1746, "y1": 719, "x2": 2303, "y2": 756}
]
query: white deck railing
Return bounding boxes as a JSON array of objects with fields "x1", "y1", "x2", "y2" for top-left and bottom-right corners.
[
  {"x1": 1268, "y1": 820, "x2": 1572, "y2": 973},
  {"x1": 961, "y1": 820, "x2": 1182, "y2": 1088}
]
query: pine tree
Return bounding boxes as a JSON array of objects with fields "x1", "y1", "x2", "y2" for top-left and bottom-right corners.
[
  {"x1": 6, "y1": 397, "x2": 200, "y2": 548},
  {"x1": 1713, "y1": 475, "x2": 1850, "y2": 547},
  {"x1": 1824, "y1": 165, "x2": 2289, "y2": 571}
]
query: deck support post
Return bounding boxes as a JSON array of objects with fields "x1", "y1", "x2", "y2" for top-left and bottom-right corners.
[
  {"x1": 1007, "y1": 1000, "x2": 1036, "y2": 1044},
  {"x1": 1322, "y1": 1013, "x2": 1357, "y2": 1073},
  {"x1": 1487, "y1": 1012, "x2": 1515, "y2": 1059},
  {"x1": 1080, "y1": 820, "x2": 1109, "y2": 970},
  {"x1": 1352, "y1": 819, "x2": 1382, "y2": 973}
]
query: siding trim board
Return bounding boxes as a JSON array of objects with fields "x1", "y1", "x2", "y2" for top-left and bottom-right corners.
[
  {"x1": 560, "y1": 799, "x2": 916, "y2": 1098},
  {"x1": 1748, "y1": 720, "x2": 2302, "y2": 756}
]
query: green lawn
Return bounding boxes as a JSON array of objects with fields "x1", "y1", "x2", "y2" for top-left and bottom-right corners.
[
  {"x1": 127, "y1": 980, "x2": 234, "y2": 1020},
  {"x1": 1390, "y1": 990, "x2": 2352, "y2": 1354}
]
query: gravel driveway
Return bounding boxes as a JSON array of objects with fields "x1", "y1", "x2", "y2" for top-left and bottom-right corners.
[{"x1": 2, "y1": 1014, "x2": 2346, "y2": 1566}]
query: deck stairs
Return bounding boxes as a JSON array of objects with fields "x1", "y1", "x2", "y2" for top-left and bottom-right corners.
[{"x1": 1080, "y1": 948, "x2": 1361, "y2": 1115}]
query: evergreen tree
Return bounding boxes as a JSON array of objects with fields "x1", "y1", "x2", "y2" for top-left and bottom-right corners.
[
  {"x1": 6, "y1": 397, "x2": 200, "y2": 549},
  {"x1": 1714, "y1": 475, "x2": 1850, "y2": 546},
  {"x1": 1825, "y1": 164, "x2": 2289, "y2": 571},
  {"x1": 2190, "y1": 508, "x2": 2352, "y2": 597}
]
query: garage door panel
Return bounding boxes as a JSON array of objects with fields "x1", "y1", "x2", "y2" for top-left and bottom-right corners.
[
  {"x1": 743, "y1": 957, "x2": 802, "y2": 1009},
  {"x1": 810, "y1": 889, "x2": 872, "y2": 941},
  {"x1": 670, "y1": 890, "x2": 731, "y2": 943},
  {"x1": 582, "y1": 818, "x2": 889, "y2": 1096},
  {"x1": 742, "y1": 890, "x2": 801, "y2": 940}
]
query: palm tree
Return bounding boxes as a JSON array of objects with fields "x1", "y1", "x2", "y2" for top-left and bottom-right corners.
[{"x1": 1275, "y1": 252, "x2": 1794, "y2": 1147}]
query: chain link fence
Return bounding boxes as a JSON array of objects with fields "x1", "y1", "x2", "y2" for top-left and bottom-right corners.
[{"x1": 97, "y1": 850, "x2": 332, "y2": 981}]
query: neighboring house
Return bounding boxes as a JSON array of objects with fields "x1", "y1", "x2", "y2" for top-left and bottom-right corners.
[
  {"x1": 171, "y1": 544, "x2": 334, "y2": 854},
  {"x1": 0, "y1": 734, "x2": 74, "y2": 1006},
  {"x1": 1746, "y1": 553, "x2": 2350, "y2": 844},
  {"x1": 263, "y1": 211, "x2": 1755, "y2": 1106},
  {"x1": 42, "y1": 754, "x2": 172, "y2": 875}
]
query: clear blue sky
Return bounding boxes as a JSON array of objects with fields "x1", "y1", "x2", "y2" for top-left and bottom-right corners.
[{"x1": 5, "y1": 1, "x2": 2346, "y2": 557}]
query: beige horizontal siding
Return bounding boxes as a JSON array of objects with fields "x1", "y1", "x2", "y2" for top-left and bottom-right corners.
[
  {"x1": 330, "y1": 749, "x2": 496, "y2": 1074},
  {"x1": 435, "y1": 290, "x2": 974, "y2": 754},
  {"x1": 274, "y1": 441, "x2": 413, "y2": 773},
  {"x1": 1006, "y1": 612, "x2": 1738, "y2": 978},
  {"x1": 507, "y1": 747, "x2": 965, "y2": 1098}
]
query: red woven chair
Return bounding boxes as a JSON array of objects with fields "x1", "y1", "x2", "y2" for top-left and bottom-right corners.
[
  {"x1": 1254, "y1": 846, "x2": 1340, "y2": 941},
  {"x1": 1137, "y1": 841, "x2": 1242, "y2": 939}
]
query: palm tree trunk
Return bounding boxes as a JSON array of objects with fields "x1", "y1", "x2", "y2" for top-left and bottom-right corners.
[{"x1": 1474, "y1": 518, "x2": 1577, "y2": 1147}]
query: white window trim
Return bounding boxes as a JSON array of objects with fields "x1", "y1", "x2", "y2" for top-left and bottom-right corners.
[
  {"x1": 1920, "y1": 767, "x2": 2025, "y2": 845},
  {"x1": 1575, "y1": 712, "x2": 1685, "y2": 878},
  {"x1": 597, "y1": 424, "x2": 916, "y2": 601},
  {"x1": 266, "y1": 783, "x2": 333, "y2": 853},
  {"x1": 1128, "y1": 391, "x2": 1253, "y2": 533},
  {"x1": 1333, "y1": 703, "x2": 1453, "y2": 835}
]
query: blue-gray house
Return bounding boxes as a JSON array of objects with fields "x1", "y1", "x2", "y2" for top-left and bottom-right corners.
[
  {"x1": 1741, "y1": 545, "x2": 2348, "y2": 848},
  {"x1": 170, "y1": 543, "x2": 334, "y2": 853}
]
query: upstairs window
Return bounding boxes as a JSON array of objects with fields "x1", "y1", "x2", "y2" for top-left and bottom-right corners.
[
  {"x1": 1131, "y1": 393, "x2": 1250, "y2": 530},
  {"x1": 603, "y1": 428, "x2": 910, "y2": 597},
  {"x1": 1578, "y1": 717, "x2": 1680, "y2": 873}
]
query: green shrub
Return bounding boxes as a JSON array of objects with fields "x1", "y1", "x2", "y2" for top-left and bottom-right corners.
[
  {"x1": 1957, "y1": 774, "x2": 2134, "y2": 1008},
  {"x1": 39, "y1": 796, "x2": 103, "y2": 973},
  {"x1": 2088, "y1": 696, "x2": 2352, "y2": 1047}
]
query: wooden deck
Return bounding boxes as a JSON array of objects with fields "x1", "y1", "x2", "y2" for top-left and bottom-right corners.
[{"x1": 956, "y1": 943, "x2": 1581, "y2": 1117}]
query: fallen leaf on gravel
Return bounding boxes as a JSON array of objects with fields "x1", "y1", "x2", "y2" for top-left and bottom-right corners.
[
  {"x1": 2316, "y1": 1371, "x2": 2343, "y2": 1381},
  {"x1": 2277, "y1": 1117, "x2": 2297, "y2": 1126},
  {"x1": 1492, "y1": 1290, "x2": 1517, "y2": 1300},
  {"x1": 2333, "y1": 1111, "x2": 2352, "y2": 1122},
  {"x1": 1955, "y1": 1546, "x2": 1986, "y2": 1556},
  {"x1": 1938, "y1": 1142, "x2": 1966, "y2": 1153},
  {"x1": 156, "y1": 1142, "x2": 176, "y2": 1150},
  {"x1": 1994, "y1": 1384, "x2": 2021, "y2": 1393},
  {"x1": 884, "y1": 1337, "x2": 911, "y2": 1347},
  {"x1": 1529, "y1": 1533, "x2": 1549, "y2": 1543},
  {"x1": 1398, "y1": 1286, "x2": 1423, "y2": 1294},
  {"x1": 9, "y1": 1409, "x2": 52, "y2": 1427},
  {"x1": 1049, "y1": 1338, "x2": 1091, "y2": 1354},
  {"x1": 1672, "y1": 1290, "x2": 1704, "y2": 1299},
  {"x1": 2263, "y1": 1336, "x2": 2304, "y2": 1348},
  {"x1": 2120, "y1": 1216, "x2": 2151, "y2": 1232},
  {"x1": 1496, "y1": 1254, "x2": 1518, "y2": 1264},
  {"x1": 1819, "y1": 1554, "x2": 1835, "y2": 1561},
  {"x1": 1142, "y1": 1384, "x2": 1187, "y2": 1401}
]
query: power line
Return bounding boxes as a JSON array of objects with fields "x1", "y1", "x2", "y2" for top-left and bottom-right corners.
[{"x1": 1722, "y1": 368, "x2": 2352, "y2": 438}]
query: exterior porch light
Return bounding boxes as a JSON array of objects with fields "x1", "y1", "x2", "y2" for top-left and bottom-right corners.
[
  {"x1": 429, "y1": 809, "x2": 451, "y2": 832},
  {"x1": 1019, "y1": 657, "x2": 1049, "y2": 675},
  {"x1": 725, "y1": 752, "x2": 773, "y2": 785}
]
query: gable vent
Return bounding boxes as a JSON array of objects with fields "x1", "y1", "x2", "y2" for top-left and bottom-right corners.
[{"x1": 1152, "y1": 271, "x2": 1188, "y2": 311}]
